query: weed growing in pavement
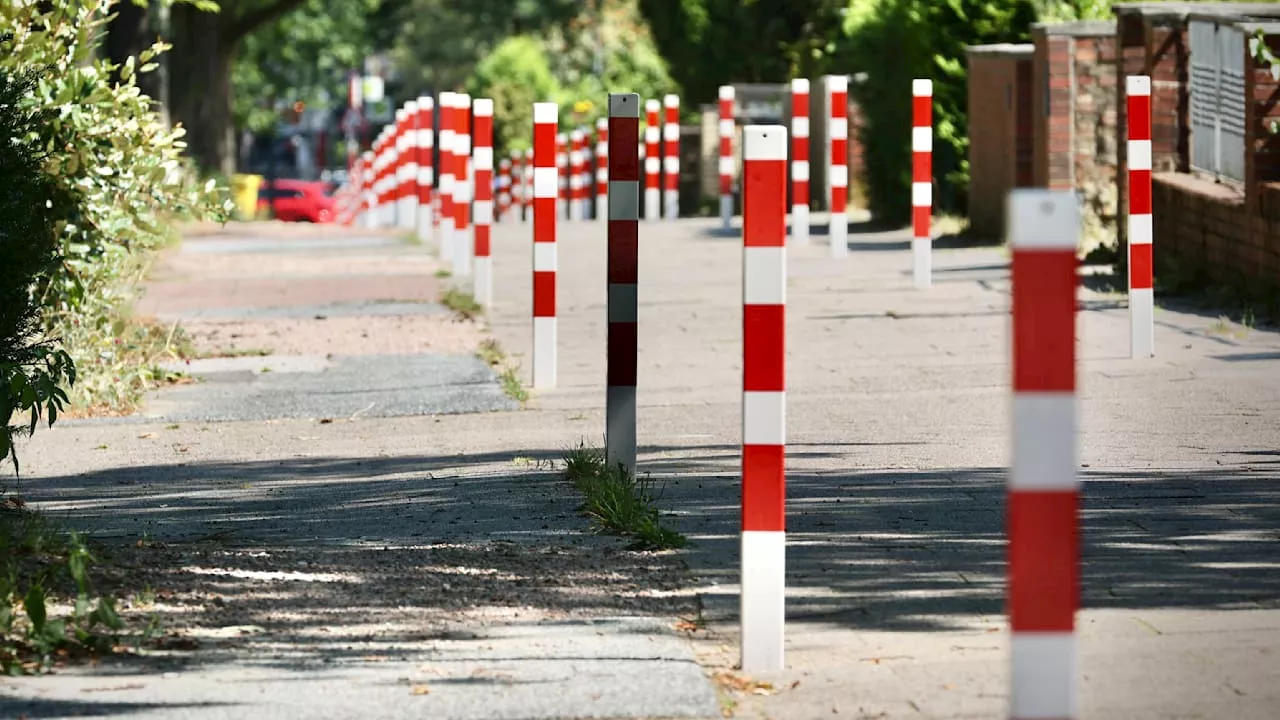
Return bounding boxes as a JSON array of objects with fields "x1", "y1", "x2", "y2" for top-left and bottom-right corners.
[
  {"x1": 0, "y1": 503, "x2": 150, "y2": 674},
  {"x1": 561, "y1": 442, "x2": 686, "y2": 551},
  {"x1": 441, "y1": 288, "x2": 483, "y2": 322},
  {"x1": 434, "y1": 268, "x2": 452, "y2": 279},
  {"x1": 475, "y1": 339, "x2": 529, "y2": 404}
]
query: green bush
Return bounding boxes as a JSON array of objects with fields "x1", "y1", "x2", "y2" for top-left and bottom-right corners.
[
  {"x1": 840, "y1": 0, "x2": 1038, "y2": 225},
  {"x1": 467, "y1": 35, "x2": 561, "y2": 155},
  {"x1": 1, "y1": 1, "x2": 231, "y2": 414},
  {"x1": 0, "y1": 61, "x2": 75, "y2": 473}
]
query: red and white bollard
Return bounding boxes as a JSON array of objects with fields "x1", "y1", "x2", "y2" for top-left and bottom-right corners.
[
  {"x1": 497, "y1": 158, "x2": 513, "y2": 223},
  {"x1": 557, "y1": 132, "x2": 569, "y2": 220},
  {"x1": 399, "y1": 103, "x2": 419, "y2": 231},
  {"x1": 509, "y1": 151, "x2": 524, "y2": 222},
  {"x1": 644, "y1": 100, "x2": 661, "y2": 221},
  {"x1": 570, "y1": 128, "x2": 586, "y2": 221},
  {"x1": 523, "y1": 148, "x2": 534, "y2": 222},
  {"x1": 438, "y1": 92, "x2": 457, "y2": 264},
  {"x1": 606, "y1": 93, "x2": 640, "y2": 475},
  {"x1": 718, "y1": 85, "x2": 735, "y2": 230},
  {"x1": 361, "y1": 150, "x2": 376, "y2": 229},
  {"x1": 790, "y1": 79, "x2": 810, "y2": 245},
  {"x1": 596, "y1": 117, "x2": 609, "y2": 221},
  {"x1": 740, "y1": 124, "x2": 788, "y2": 674},
  {"x1": 533, "y1": 103, "x2": 559, "y2": 389},
  {"x1": 473, "y1": 98, "x2": 494, "y2": 307},
  {"x1": 663, "y1": 94, "x2": 680, "y2": 220},
  {"x1": 1008, "y1": 188, "x2": 1080, "y2": 720},
  {"x1": 1127, "y1": 75, "x2": 1154, "y2": 358},
  {"x1": 827, "y1": 75, "x2": 849, "y2": 257},
  {"x1": 416, "y1": 96, "x2": 434, "y2": 244},
  {"x1": 912, "y1": 79, "x2": 933, "y2": 289},
  {"x1": 453, "y1": 93, "x2": 472, "y2": 277}
]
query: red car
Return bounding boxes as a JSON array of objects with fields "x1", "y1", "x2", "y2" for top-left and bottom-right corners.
[{"x1": 256, "y1": 179, "x2": 336, "y2": 223}]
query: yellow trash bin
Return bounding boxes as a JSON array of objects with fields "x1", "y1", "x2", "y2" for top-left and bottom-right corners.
[{"x1": 230, "y1": 174, "x2": 264, "y2": 221}]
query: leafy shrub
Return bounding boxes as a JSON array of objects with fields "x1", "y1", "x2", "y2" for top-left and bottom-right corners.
[
  {"x1": 840, "y1": 0, "x2": 1038, "y2": 224},
  {"x1": 0, "y1": 58, "x2": 75, "y2": 473},
  {"x1": 1, "y1": 1, "x2": 231, "y2": 414}
]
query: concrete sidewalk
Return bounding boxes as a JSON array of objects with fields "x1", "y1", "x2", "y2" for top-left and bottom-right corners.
[{"x1": 479, "y1": 213, "x2": 1280, "y2": 719}]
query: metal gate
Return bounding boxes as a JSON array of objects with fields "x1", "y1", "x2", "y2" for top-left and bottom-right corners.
[{"x1": 1189, "y1": 18, "x2": 1246, "y2": 181}]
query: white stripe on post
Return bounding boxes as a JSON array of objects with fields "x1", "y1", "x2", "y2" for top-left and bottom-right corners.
[
  {"x1": 718, "y1": 85, "x2": 735, "y2": 230},
  {"x1": 570, "y1": 129, "x2": 585, "y2": 221},
  {"x1": 1008, "y1": 189, "x2": 1080, "y2": 720},
  {"x1": 790, "y1": 79, "x2": 810, "y2": 246},
  {"x1": 533, "y1": 102, "x2": 559, "y2": 390},
  {"x1": 912, "y1": 79, "x2": 933, "y2": 289},
  {"x1": 740, "y1": 124, "x2": 787, "y2": 674},
  {"x1": 1127, "y1": 75, "x2": 1155, "y2": 359}
]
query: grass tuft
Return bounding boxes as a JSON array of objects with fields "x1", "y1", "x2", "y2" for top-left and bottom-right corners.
[
  {"x1": 475, "y1": 338, "x2": 528, "y2": 404},
  {"x1": 561, "y1": 442, "x2": 686, "y2": 551},
  {"x1": 441, "y1": 288, "x2": 483, "y2": 322}
]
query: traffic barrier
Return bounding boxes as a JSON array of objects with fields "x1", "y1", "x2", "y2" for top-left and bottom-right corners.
[
  {"x1": 1008, "y1": 188, "x2": 1080, "y2": 720},
  {"x1": 570, "y1": 129, "x2": 586, "y2": 221},
  {"x1": 663, "y1": 94, "x2": 680, "y2": 220},
  {"x1": 828, "y1": 75, "x2": 849, "y2": 257},
  {"x1": 416, "y1": 96, "x2": 434, "y2": 244},
  {"x1": 438, "y1": 92, "x2": 457, "y2": 264},
  {"x1": 557, "y1": 132, "x2": 569, "y2": 220},
  {"x1": 606, "y1": 93, "x2": 640, "y2": 475},
  {"x1": 718, "y1": 85, "x2": 735, "y2": 230},
  {"x1": 912, "y1": 79, "x2": 933, "y2": 289},
  {"x1": 497, "y1": 158, "x2": 513, "y2": 223},
  {"x1": 596, "y1": 117, "x2": 609, "y2": 221},
  {"x1": 740, "y1": 124, "x2": 788, "y2": 674},
  {"x1": 533, "y1": 102, "x2": 559, "y2": 389},
  {"x1": 474, "y1": 98, "x2": 495, "y2": 308},
  {"x1": 399, "y1": 103, "x2": 419, "y2": 231},
  {"x1": 644, "y1": 100, "x2": 661, "y2": 221},
  {"x1": 453, "y1": 93, "x2": 472, "y2": 277},
  {"x1": 361, "y1": 150, "x2": 376, "y2": 229},
  {"x1": 790, "y1": 79, "x2": 810, "y2": 245},
  {"x1": 1127, "y1": 75, "x2": 1154, "y2": 359}
]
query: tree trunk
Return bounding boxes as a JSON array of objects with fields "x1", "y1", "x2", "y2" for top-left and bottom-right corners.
[
  {"x1": 169, "y1": 3, "x2": 237, "y2": 176},
  {"x1": 105, "y1": 0, "x2": 169, "y2": 124}
]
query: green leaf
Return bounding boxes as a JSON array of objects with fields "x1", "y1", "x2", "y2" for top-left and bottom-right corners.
[{"x1": 24, "y1": 585, "x2": 47, "y2": 634}]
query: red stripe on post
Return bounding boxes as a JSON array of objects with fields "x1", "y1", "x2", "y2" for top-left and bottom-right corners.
[
  {"x1": 607, "y1": 322, "x2": 638, "y2": 387},
  {"x1": 1129, "y1": 243, "x2": 1153, "y2": 290},
  {"x1": 742, "y1": 444, "x2": 785, "y2": 532},
  {"x1": 1008, "y1": 490, "x2": 1079, "y2": 632},
  {"x1": 608, "y1": 225, "x2": 639, "y2": 284},
  {"x1": 533, "y1": 272, "x2": 556, "y2": 317},
  {"x1": 744, "y1": 161, "x2": 787, "y2": 246},
  {"x1": 1129, "y1": 169, "x2": 1152, "y2": 215},
  {"x1": 1011, "y1": 251, "x2": 1077, "y2": 393},
  {"x1": 744, "y1": 305, "x2": 785, "y2": 392}
]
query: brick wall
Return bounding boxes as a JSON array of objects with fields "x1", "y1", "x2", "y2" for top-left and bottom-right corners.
[
  {"x1": 1153, "y1": 173, "x2": 1280, "y2": 291},
  {"x1": 966, "y1": 45, "x2": 1034, "y2": 240},
  {"x1": 1031, "y1": 22, "x2": 1119, "y2": 254}
]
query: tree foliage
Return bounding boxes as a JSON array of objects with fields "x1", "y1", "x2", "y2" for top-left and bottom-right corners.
[
  {"x1": 232, "y1": 0, "x2": 378, "y2": 132},
  {"x1": 1, "y1": 0, "x2": 229, "y2": 414},
  {"x1": 0, "y1": 62, "x2": 75, "y2": 473},
  {"x1": 464, "y1": 0, "x2": 673, "y2": 156},
  {"x1": 637, "y1": 0, "x2": 850, "y2": 106},
  {"x1": 840, "y1": 0, "x2": 1038, "y2": 223}
]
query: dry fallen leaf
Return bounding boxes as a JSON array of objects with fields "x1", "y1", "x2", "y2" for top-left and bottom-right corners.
[
  {"x1": 138, "y1": 432, "x2": 158, "y2": 439},
  {"x1": 411, "y1": 684, "x2": 431, "y2": 695}
]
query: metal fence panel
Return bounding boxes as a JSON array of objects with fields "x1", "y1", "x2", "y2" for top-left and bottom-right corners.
[
  {"x1": 1189, "y1": 19, "x2": 1221, "y2": 176},
  {"x1": 1219, "y1": 25, "x2": 1248, "y2": 182}
]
